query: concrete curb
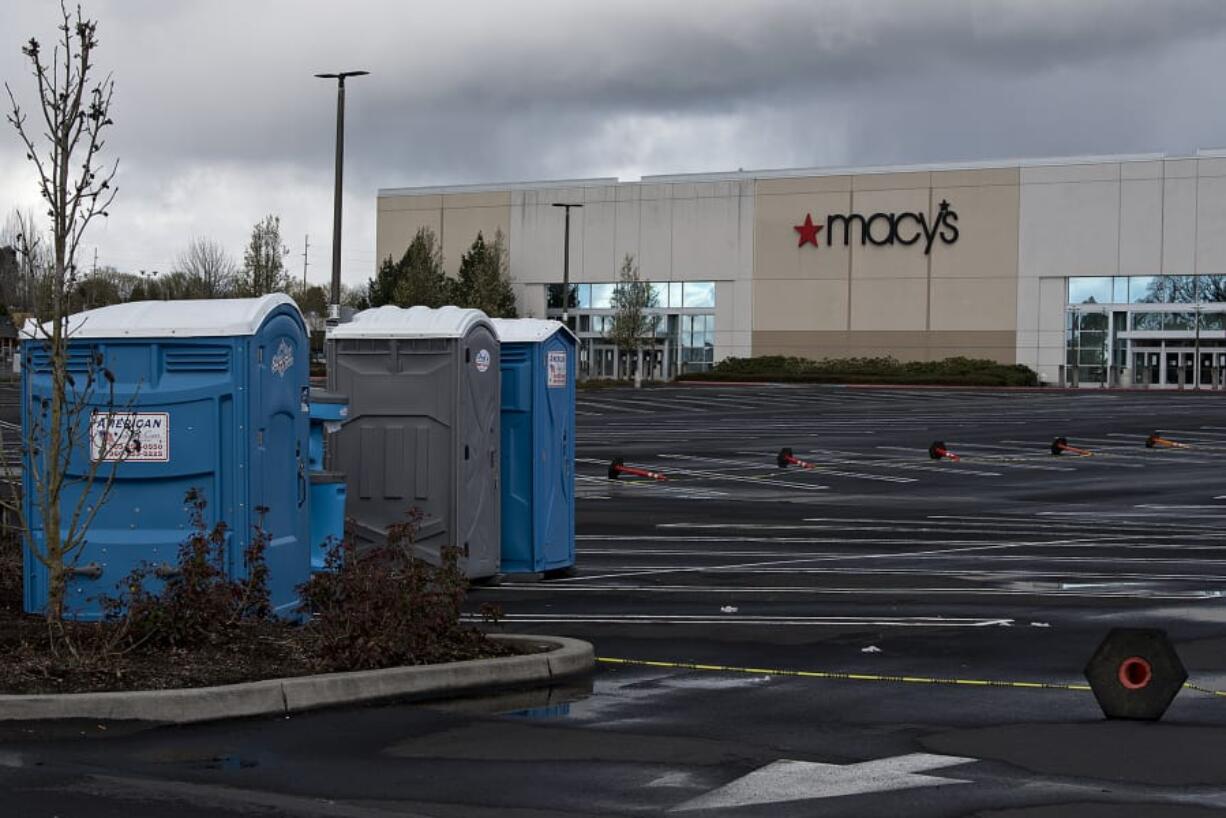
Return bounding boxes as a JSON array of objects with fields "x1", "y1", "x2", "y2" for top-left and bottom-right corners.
[{"x1": 0, "y1": 635, "x2": 594, "y2": 724}]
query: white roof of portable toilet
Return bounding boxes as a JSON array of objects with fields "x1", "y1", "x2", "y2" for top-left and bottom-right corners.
[
  {"x1": 23, "y1": 294, "x2": 299, "y2": 339},
  {"x1": 331, "y1": 305, "x2": 493, "y2": 339},
  {"x1": 491, "y1": 318, "x2": 576, "y2": 344}
]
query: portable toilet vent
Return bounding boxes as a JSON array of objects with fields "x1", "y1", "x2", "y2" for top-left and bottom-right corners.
[
  {"x1": 491, "y1": 318, "x2": 576, "y2": 576},
  {"x1": 326, "y1": 306, "x2": 500, "y2": 579},
  {"x1": 20, "y1": 295, "x2": 311, "y2": 619}
]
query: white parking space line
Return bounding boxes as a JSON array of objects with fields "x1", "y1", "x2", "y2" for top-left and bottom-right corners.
[
  {"x1": 576, "y1": 399, "x2": 655, "y2": 414},
  {"x1": 925, "y1": 514, "x2": 1226, "y2": 534},
  {"x1": 465, "y1": 613, "x2": 1015, "y2": 627},
  {"x1": 801, "y1": 448, "x2": 1010, "y2": 476},
  {"x1": 493, "y1": 582, "x2": 1224, "y2": 600},
  {"x1": 663, "y1": 453, "x2": 916, "y2": 484},
  {"x1": 577, "y1": 456, "x2": 832, "y2": 492},
  {"x1": 549, "y1": 537, "x2": 1104, "y2": 583},
  {"x1": 577, "y1": 548, "x2": 1226, "y2": 569},
  {"x1": 575, "y1": 473, "x2": 729, "y2": 499},
  {"x1": 562, "y1": 563, "x2": 1226, "y2": 583}
]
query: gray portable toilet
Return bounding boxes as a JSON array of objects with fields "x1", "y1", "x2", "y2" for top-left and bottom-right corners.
[{"x1": 327, "y1": 306, "x2": 500, "y2": 579}]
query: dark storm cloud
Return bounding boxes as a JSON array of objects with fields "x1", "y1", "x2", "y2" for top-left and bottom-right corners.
[{"x1": 2, "y1": 0, "x2": 1226, "y2": 278}]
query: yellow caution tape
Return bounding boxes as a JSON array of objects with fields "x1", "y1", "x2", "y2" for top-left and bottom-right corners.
[{"x1": 597, "y1": 657, "x2": 1226, "y2": 698}]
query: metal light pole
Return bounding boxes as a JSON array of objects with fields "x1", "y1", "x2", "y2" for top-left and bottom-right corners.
[
  {"x1": 552, "y1": 203, "x2": 582, "y2": 328},
  {"x1": 314, "y1": 70, "x2": 369, "y2": 323}
]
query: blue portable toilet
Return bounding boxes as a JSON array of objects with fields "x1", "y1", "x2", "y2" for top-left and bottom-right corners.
[
  {"x1": 307, "y1": 388, "x2": 348, "y2": 571},
  {"x1": 491, "y1": 319, "x2": 576, "y2": 575},
  {"x1": 21, "y1": 295, "x2": 311, "y2": 619}
]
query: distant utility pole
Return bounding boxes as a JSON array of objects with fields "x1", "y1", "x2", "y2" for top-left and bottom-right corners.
[
  {"x1": 91, "y1": 247, "x2": 97, "y2": 277},
  {"x1": 314, "y1": 69, "x2": 369, "y2": 322},
  {"x1": 302, "y1": 234, "x2": 310, "y2": 291}
]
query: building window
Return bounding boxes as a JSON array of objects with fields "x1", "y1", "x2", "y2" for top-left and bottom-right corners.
[
  {"x1": 542, "y1": 280, "x2": 717, "y2": 379},
  {"x1": 683, "y1": 282, "x2": 716, "y2": 308},
  {"x1": 1068, "y1": 277, "x2": 1112, "y2": 304},
  {"x1": 1067, "y1": 274, "x2": 1226, "y2": 305}
]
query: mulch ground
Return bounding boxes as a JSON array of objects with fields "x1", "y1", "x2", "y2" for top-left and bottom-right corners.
[{"x1": 0, "y1": 533, "x2": 512, "y2": 696}]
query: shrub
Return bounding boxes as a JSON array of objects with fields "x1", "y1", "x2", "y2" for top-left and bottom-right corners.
[
  {"x1": 297, "y1": 509, "x2": 498, "y2": 672},
  {"x1": 101, "y1": 489, "x2": 271, "y2": 652},
  {"x1": 680, "y1": 355, "x2": 1038, "y2": 387}
]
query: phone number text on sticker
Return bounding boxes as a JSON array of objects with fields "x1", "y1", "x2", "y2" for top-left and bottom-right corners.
[
  {"x1": 547, "y1": 350, "x2": 567, "y2": 387},
  {"x1": 90, "y1": 412, "x2": 170, "y2": 462}
]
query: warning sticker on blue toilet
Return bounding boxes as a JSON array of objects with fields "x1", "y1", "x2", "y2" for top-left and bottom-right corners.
[
  {"x1": 548, "y1": 351, "x2": 567, "y2": 387},
  {"x1": 90, "y1": 412, "x2": 170, "y2": 462}
]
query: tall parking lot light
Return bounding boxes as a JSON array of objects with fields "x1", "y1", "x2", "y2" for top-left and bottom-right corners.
[
  {"x1": 552, "y1": 202, "x2": 583, "y2": 328},
  {"x1": 314, "y1": 70, "x2": 369, "y2": 322}
]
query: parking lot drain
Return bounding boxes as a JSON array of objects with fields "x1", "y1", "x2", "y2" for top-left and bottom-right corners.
[
  {"x1": 608, "y1": 457, "x2": 667, "y2": 481},
  {"x1": 1050, "y1": 437, "x2": 1093, "y2": 457},
  {"x1": 776, "y1": 447, "x2": 818, "y2": 470},
  {"x1": 1146, "y1": 431, "x2": 1188, "y2": 449},
  {"x1": 928, "y1": 441, "x2": 961, "y2": 461}
]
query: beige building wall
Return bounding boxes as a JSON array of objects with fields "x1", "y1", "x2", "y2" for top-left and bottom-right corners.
[
  {"x1": 752, "y1": 167, "x2": 1021, "y2": 363},
  {"x1": 376, "y1": 189, "x2": 511, "y2": 277}
]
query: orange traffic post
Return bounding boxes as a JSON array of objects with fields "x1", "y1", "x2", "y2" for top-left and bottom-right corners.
[
  {"x1": 608, "y1": 457, "x2": 668, "y2": 481},
  {"x1": 928, "y1": 441, "x2": 961, "y2": 461},
  {"x1": 1051, "y1": 436, "x2": 1093, "y2": 457},
  {"x1": 1146, "y1": 431, "x2": 1188, "y2": 450},
  {"x1": 776, "y1": 447, "x2": 818, "y2": 470}
]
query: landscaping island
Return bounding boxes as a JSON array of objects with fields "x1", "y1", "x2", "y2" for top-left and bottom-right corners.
[{"x1": 0, "y1": 512, "x2": 592, "y2": 716}]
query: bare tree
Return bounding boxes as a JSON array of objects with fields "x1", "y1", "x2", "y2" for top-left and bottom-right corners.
[
  {"x1": 3, "y1": 2, "x2": 123, "y2": 628},
  {"x1": 175, "y1": 236, "x2": 236, "y2": 299},
  {"x1": 241, "y1": 214, "x2": 289, "y2": 296}
]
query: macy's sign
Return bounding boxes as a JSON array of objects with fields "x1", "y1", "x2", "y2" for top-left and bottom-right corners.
[{"x1": 794, "y1": 199, "x2": 959, "y2": 255}]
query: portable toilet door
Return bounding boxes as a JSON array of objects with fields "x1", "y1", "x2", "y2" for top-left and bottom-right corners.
[
  {"x1": 20, "y1": 295, "x2": 310, "y2": 619},
  {"x1": 249, "y1": 307, "x2": 312, "y2": 611},
  {"x1": 492, "y1": 319, "x2": 576, "y2": 574},
  {"x1": 327, "y1": 306, "x2": 501, "y2": 579}
]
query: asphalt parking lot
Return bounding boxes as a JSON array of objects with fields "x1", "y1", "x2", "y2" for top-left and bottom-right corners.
[{"x1": 5, "y1": 383, "x2": 1226, "y2": 816}]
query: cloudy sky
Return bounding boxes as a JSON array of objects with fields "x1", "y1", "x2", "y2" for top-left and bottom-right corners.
[{"x1": 3, "y1": 0, "x2": 1226, "y2": 288}]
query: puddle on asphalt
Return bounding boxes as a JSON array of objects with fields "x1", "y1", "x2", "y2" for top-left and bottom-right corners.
[
  {"x1": 202, "y1": 755, "x2": 260, "y2": 771},
  {"x1": 424, "y1": 664, "x2": 775, "y2": 724},
  {"x1": 424, "y1": 680, "x2": 594, "y2": 720},
  {"x1": 503, "y1": 703, "x2": 573, "y2": 720}
]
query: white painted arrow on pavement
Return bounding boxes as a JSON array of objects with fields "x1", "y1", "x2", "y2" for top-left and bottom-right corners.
[{"x1": 671, "y1": 752, "x2": 976, "y2": 812}]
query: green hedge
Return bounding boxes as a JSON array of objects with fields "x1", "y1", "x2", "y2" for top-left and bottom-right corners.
[{"x1": 678, "y1": 355, "x2": 1039, "y2": 387}]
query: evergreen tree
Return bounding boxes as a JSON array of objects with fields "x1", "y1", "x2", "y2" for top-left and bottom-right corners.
[
  {"x1": 367, "y1": 226, "x2": 451, "y2": 308},
  {"x1": 453, "y1": 229, "x2": 517, "y2": 318},
  {"x1": 367, "y1": 255, "x2": 400, "y2": 307}
]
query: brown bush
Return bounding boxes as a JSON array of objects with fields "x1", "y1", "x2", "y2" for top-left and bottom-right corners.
[
  {"x1": 101, "y1": 488, "x2": 271, "y2": 652},
  {"x1": 298, "y1": 510, "x2": 504, "y2": 672}
]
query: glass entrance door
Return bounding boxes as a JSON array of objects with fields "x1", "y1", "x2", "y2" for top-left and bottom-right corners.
[
  {"x1": 592, "y1": 345, "x2": 617, "y2": 379},
  {"x1": 1133, "y1": 348, "x2": 1160, "y2": 386}
]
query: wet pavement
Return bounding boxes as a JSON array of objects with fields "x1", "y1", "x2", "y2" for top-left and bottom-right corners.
[{"x1": 5, "y1": 384, "x2": 1226, "y2": 815}]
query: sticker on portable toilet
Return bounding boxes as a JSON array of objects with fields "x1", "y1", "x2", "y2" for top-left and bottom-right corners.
[
  {"x1": 548, "y1": 350, "x2": 567, "y2": 387},
  {"x1": 271, "y1": 339, "x2": 295, "y2": 377},
  {"x1": 90, "y1": 411, "x2": 170, "y2": 462},
  {"x1": 475, "y1": 348, "x2": 491, "y2": 373}
]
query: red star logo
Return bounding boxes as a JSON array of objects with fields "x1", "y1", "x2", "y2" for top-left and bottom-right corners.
[{"x1": 794, "y1": 213, "x2": 822, "y2": 247}]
